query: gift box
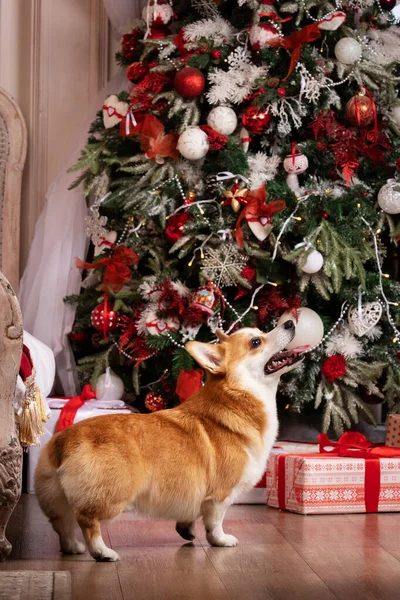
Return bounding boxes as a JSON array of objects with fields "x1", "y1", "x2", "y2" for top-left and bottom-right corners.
[
  {"x1": 235, "y1": 441, "x2": 318, "y2": 504},
  {"x1": 266, "y1": 432, "x2": 400, "y2": 515},
  {"x1": 386, "y1": 414, "x2": 400, "y2": 448},
  {"x1": 27, "y1": 397, "x2": 132, "y2": 493}
]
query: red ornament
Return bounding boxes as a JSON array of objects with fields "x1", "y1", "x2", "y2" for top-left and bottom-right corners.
[
  {"x1": 321, "y1": 210, "x2": 330, "y2": 219},
  {"x1": 249, "y1": 22, "x2": 280, "y2": 51},
  {"x1": 127, "y1": 61, "x2": 149, "y2": 83},
  {"x1": 121, "y1": 29, "x2": 141, "y2": 61},
  {"x1": 142, "y1": 0, "x2": 174, "y2": 27},
  {"x1": 277, "y1": 87, "x2": 286, "y2": 97},
  {"x1": 191, "y1": 285, "x2": 220, "y2": 315},
  {"x1": 91, "y1": 301, "x2": 120, "y2": 334},
  {"x1": 165, "y1": 213, "x2": 190, "y2": 243},
  {"x1": 242, "y1": 106, "x2": 271, "y2": 134},
  {"x1": 345, "y1": 94, "x2": 374, "y2": 127},
  {"x1": 147, "y1": 27, "x2": 169, "y2": 39},
  {"x1": 321, "y1": 355, "x2": 347, "y2": 383},
  {"x1": 68, "y1": 331, "x2": 89, "y2": 344},
  {"x1": 380, "y1": 0, "x2": 396, "y2": 9},
  {"x1": 200, "y1": 125, "x2": 228, "y2": 150},
  {"x1": 145, "y1": 392, "x2": 167, "y2": 412},
  {"x1": 174, "y1": 67, "x2": 205, "y2": 98},
  {"x1": 212, "y1": 49, "x2": 222, "y2": 59}
]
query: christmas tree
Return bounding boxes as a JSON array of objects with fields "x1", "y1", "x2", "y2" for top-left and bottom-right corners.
[{"x1": 66, "y1": 0, "x2": 400, "y2": 434}]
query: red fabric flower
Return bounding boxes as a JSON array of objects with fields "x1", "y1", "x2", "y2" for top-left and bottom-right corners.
[
  {"x1": 174, "y1": 30, "x2": 192, "y2": 58},
  {"x1": 121, "y1": 29, "x2": 141, "y2": 61},
  {"x1": 200, "y1": 125, "x2": 228, "y2": 150},
  {"x1": 127, "y1": 61, "x2": 150, "y2": 83},
  {"x1": 321, "y1": 355, "x2": 347, "y2": 383},
  {"x1": 165, "y1": 213, "x2": 190, "y2": 243}
]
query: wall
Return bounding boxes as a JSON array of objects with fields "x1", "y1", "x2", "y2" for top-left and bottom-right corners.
[{"x1": 0, "y1": 0, "x2": 111, "y2": 274}]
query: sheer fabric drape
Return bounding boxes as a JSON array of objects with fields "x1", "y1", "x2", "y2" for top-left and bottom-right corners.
[{"x1": 19, "y1": 0, "x2": 143, "y2": 394}]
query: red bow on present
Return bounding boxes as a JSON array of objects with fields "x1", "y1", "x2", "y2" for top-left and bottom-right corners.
[
  {"x1": 318, "y1": 432, "x2": 400, "y2": 459},
  {"x1": 269, "y1": 23, "x2": 321, "y2": 80},
  {"x1": 235, "y1": 184, "x2": 286, "y2": 248},
  {"x1": 75, "y1": 244, "x2": 139, "y2": 293},
  {"x1": 176, "y1": 369, "x2": 204, "y2": 403},
  {"x1": 56, "y1": 384, "x2": 96, "y2": 432}
]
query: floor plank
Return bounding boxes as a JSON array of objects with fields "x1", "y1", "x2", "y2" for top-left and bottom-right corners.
[{"x1": 2, "y1": 495, "x2": 400, "y2": 600}]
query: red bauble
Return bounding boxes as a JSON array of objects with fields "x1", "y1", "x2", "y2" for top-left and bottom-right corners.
[
  {"x1": 277, "y1": 87, "x2": 286, "y2": 97},
  {"x1": 321, "y1": 355, "x2": 347, "y2": 383},
  {"x1": 242, "y1": 106, "x2": 271, "y2": 134},
  {"x1": 345, "y1": 94, "x2": 374, "y2": 127},
  {"x1": 174, "y1": 67, "x2": 205, "y2": 98},
  {"x1": 127, "y1": 61, "x2": 149, "y2": 83},
  {"x1": 212, "y1": 49, "x2": 222, "y2": 59},
  {"x1": 91, "y1": 302, "x2": 120, "y2": 333},
  {"x1": 145, "y1": 392, "x2": 167, "y2": 412},
  {"x1": 165, "y1": 213, "x2": 190, "y2": 243},
  {"x1": 380, "y1": 0, "x2": 396, "y2": 9}
]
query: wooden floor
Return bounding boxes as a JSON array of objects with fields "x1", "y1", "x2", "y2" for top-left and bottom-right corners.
[{"x1": 2, "y1": 495, "x2": 400, "y2": 600}]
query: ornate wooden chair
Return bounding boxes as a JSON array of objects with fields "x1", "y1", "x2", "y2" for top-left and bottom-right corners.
[{"x1": 0, "y1": 86, "x2": 27, "y2": 560}]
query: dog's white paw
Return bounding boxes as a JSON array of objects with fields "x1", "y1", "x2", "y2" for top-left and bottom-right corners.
[
  {"x1": 209, "y1": 534, "x2": 238, "y2": 547},
  {"x1": 61, "y1": 540, "x2": 86, "y2": 555},
  {"x1": 94, "y1": 548, "x2": 120, "y2": 562}
]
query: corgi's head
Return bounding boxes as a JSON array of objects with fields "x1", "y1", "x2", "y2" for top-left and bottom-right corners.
[{"x1": 186, "y1": 322, "x2": 308, "y2": 389}]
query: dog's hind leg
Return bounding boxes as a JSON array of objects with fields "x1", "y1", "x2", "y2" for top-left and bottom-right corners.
[
  {"x1": 202, "y1": 499, "x2": 238, "y2": 547},
  {"x1": 175, "y1": 521, "x2": 196, "y2": 541},
  {"x1": 76, "y1": 513, "x2": 120, "y2": 562}
]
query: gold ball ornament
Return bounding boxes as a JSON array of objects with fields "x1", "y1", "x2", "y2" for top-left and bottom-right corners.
[{"x1": 345, "y1": 94, "x2": 374, "y2": 127}]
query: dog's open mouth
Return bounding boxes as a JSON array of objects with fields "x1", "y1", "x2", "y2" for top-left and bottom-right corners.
[{"x1": 264, "y1": 346, "x2": 309, "y2": 375}]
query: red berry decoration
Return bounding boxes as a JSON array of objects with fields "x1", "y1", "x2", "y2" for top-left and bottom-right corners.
[
  {"x1": 145, "y1": 392, "x2": 167, "y2": 412},
  {"x1": 242, "y1": 105, "x2": 271, "y2": 134},
  {"x1": 277, "y1": 87, "x2": 286, "y2": 97},
  {"x1": 174, "y1": 67, "x2": 205, "y2": 98},
  {"x1": 321, "y1": 210, "x2": 330, "y2": 219},
  {"x1": 91, "y1": 302, "x2": 120, "y2": 334},
  {"x1": 212, "y1": 49, "x2": 222, "y2": 59}
]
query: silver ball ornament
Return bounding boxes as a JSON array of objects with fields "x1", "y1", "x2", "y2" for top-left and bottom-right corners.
[{"x1": 377, "y1": 179, "x2": 400, "y2": 215}]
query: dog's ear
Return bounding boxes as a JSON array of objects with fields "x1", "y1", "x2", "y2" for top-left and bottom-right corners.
[
  {"x1": 185, "y1": 341, "x2": 225, "y2": 375},
  {"x1": 215, "y1": 329, "x2": 229, "y2": 343}
]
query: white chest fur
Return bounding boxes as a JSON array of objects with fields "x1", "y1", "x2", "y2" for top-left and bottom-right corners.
[{"x1": 229, "y1": 370, "x2": 279, "y2": 501}]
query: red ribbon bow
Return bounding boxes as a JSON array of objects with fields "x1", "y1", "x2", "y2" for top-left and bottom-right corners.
[
  {"x1": 235, "y1": 184, "x2": 286, "y2": 248},
  {"x1": 56, "y1": 384, "x2": 96, "y2": 432},
  {"x1": 75, "y1": 244, "x2": 139, "y2": 293},
  {"x1": 269, "y1": 23, "x2": 322, "y2": 80}
]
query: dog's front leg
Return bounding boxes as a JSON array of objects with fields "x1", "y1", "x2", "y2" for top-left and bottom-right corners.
[
  {"x1": 202, "y1": 499, "x2": 238, "y2": 547},
  {"x1": 175, "y1": 521, "x2": 196, "y2": 541}
]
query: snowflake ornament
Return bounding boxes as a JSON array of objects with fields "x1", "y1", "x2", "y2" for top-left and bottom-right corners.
[
  {"x1": 85, "y1": 207, "x2": 109, "y2": 246},
  {"x1": 201, "y1": 244, "x2": 247, "y2": 287}
]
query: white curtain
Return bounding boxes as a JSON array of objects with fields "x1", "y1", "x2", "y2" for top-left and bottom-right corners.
[{"x1": 19, "y1": 0, "x2": 144, "y2": 395}]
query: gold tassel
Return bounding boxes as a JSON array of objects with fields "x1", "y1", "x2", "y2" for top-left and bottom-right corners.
[{"x1": 17, "y1": 374, "x2": 45, "y2": 447}]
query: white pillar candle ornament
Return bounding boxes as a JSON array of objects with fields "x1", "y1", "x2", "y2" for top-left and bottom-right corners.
[
  {"x1": 95, "y1": 367, "x2": 125, "y2": 401},
  {"x1": 283, "y1": 152, "x2": 309, "y2": 197},
  {"x1": 377, "y1": 179, "x2": 400, "y2": 214},
  {"x1": 277, "y1": 307, "x2": 324, "y2": 349},
  {"x1": 102, "y1": 95, "x2": 129, "y2": 129},
  {"x1": 177, "y1": 126, "x2": 209, "y2": 160},
  {"x1": 301, "y1": 249, "x2": 324, "y2": 274},
  {"x1": 240, "y1": 127, "x2": 250, "y2": 153},
  {"x1": 334, "y1": 38, "x2": 362, "y2": 65},
  {"x1": 207, "y1": 107, "x2": 238, "y2": 136}
]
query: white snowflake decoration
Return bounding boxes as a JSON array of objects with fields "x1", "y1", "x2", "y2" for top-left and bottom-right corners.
[
  {"x1": 183, "y1": 17, "x2": 236, "y2": 45},
  {"x1": 207, "y1": 47, "x2": 269, "y2": 105},
  {"x1": 201, "y1": 244, "x2": 247, "y2": 287},
  {"x1": 325, "y1": 326, "x2": 363, "y2": 359},
  {"x1": 85, "y1": 207, "x2": 108, "y2": 246},
  {"x1": 248, "y1": 152, "x2": 281, "y2": 190}
]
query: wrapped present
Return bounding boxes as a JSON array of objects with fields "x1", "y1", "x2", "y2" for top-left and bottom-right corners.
[
  {"x1": 267, "y1": 432, "x2": 400, "y2": 515},
  {"x1": 235, "y1": 441, "x2": 319, "y2": 504},
  {"x1": 386, "y1": 414, "x2": 400, "y2": 448}
]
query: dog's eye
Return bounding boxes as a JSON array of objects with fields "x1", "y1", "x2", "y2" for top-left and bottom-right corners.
[{"x1": 251, "y1": 338, "x2": 261, "y2": 348}]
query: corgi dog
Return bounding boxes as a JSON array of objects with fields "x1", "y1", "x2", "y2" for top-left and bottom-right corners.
[{"x1": 35, "y1": 320, "x2": 306, "y2": 562}]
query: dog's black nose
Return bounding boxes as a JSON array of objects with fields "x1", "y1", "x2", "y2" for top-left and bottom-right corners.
[{"x1": 283, "y1": 320, "x2": 295, "y2": 330}]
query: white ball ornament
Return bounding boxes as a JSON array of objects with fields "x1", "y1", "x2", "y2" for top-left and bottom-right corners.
[
  {"x1": 95, "y1": 367, "x2": 124, "y2": 401},
  {"x1": 334, "y1": 38, "x2": 362, "y2": 65},
  {"x1": 391, "y1": 106, "x2": 400, "y2": 126},
  {"x1": 301, "y1": 249, "x2": 324, "y2": 274},
  {"x1": 277, "y1": 307, "x2": 324, "y2": 350},
  {"x1": 141, "y1": 1, "x2": 174, "y2": 27},
  {"x1": 177, "y1": 126, "x2": 209, "y2": 160},
  {"x1": 207, "y1": 107, "x2": 238, "y2": 136},
  {"x1": 377, "y1": 179, "x2": 400, "y2": 214}
]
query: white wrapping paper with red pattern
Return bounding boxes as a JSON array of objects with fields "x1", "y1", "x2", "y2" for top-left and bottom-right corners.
[
  {"x1": 386, "y1": 414, "x2": 400, "y2": 448},
  {"x1": 266, "y1": 449, "x2": 400, "y2": 515}
]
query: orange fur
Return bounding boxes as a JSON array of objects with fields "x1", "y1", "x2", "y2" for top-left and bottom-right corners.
[{"x1": 35, "y1": 323, "x2": 297, "y2": 561}]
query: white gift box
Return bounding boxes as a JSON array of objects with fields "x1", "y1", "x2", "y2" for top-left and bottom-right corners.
[{"x1": 27, "y1": 398, "x2": 132, "y2": 493}]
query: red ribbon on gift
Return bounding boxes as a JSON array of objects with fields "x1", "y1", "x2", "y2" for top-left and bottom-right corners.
[
  {"x1": 235, "y1": 184, "x2": 286, "y2": 248},
  {"x1": 277, "y1": 432, "x2": 400, "y2": 513},
  {"x1": 269, "y1": 23, "x2": 322, "y2": 80},
  {"x1": 56, "y1": 384, "x2": 96, "y2": 432},
  {"x1": 75, "y1": 244, "x2": 139, "y2": 293},
  {"x1": 176, "y1": 369, "x2": 204, "y2": 403}
]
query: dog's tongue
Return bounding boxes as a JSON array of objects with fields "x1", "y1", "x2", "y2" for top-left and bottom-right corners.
[{"x1": 290, "y1": 345, "x2": 310, "y2": 354}]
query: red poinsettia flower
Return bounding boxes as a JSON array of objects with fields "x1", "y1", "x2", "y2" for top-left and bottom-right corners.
[
  {"x1": 321, "y1": 355, "x2": 347, "y2": 383},
  {"x1": 140, "y1": 114, "x2": 179, "y2": 163}
]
